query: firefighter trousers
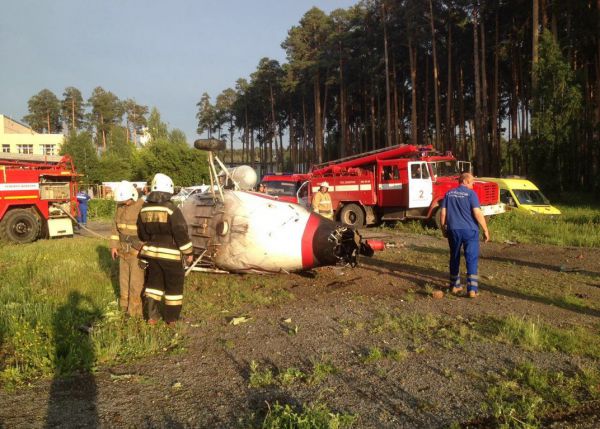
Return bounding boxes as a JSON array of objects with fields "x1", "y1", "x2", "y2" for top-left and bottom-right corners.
[
  {"x1": 143, "y1": 258, "x2": 185, "y2": 323},
  {"x1": 119, "y1": 251, "x2": 144, "y2": 317}
]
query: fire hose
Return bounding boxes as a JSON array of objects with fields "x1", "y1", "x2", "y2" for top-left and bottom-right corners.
[{"x1": 58, "y1": 207, "x2": 109, "y2": 240}]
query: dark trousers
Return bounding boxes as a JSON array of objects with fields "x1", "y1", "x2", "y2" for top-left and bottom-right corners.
[
  {"x1": 143, "y1": 259, "x2": 185, "y2": 323},
  {"x1": 447, "y1": 229, "x2": 480, "y2": 292}
]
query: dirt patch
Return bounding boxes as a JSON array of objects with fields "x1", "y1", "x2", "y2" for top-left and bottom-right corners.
[{"x1": 1, "y1": 226, "x2": 599, "y2": 428}]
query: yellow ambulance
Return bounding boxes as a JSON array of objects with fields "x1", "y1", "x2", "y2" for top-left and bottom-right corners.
[{"x1": 479, "y1": 177, "x2": 561, "y2": 215}]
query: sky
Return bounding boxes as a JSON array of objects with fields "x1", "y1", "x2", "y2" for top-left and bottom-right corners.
[{"x1": 0, "y1": 0, "x2": 357, "y2": 141}]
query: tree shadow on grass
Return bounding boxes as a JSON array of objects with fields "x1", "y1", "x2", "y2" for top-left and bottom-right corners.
[
  {"x1": 360, "y1": 258, "x2": 600, "y2": 318},
  {"x1": 45, "y1": 291, "x2": 102, "y2": 428},
  {"x1": 96, "y1": 244, "x2": 120, "y2": 300}
]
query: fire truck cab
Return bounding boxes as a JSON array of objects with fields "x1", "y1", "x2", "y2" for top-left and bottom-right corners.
[
  {"x1": 303, "y1": 144, "x2": 505, "y2": 227},
  {"x1": 0, "y1": 153, "x2": 79, "y2": 243},
  {"x1": 260, "y1": 173, "x2": 310, "y2": 204}
]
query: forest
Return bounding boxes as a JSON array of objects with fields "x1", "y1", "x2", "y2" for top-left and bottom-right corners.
[
  {"x1": 22, "y1": 0, "x2": 600, "y2": 194},
  {"x1": 197, "y1": 0, "x2": 599, "y2": 193}
]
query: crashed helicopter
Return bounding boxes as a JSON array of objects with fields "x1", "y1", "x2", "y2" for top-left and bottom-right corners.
[{"x1": 180, "y1": 139, "x2": 383, "y2": 274}]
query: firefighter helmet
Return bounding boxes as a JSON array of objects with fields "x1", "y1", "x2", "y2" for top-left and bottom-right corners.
[
  {"x1": 320, "y1": 181, "x2": 330, "y2": 189},
  {"x1": 114, "y1": 181, "x2": 138, "y2": 202},
  {"x1": 151, "y1": 173, "x2": 174, "y2": 194}
]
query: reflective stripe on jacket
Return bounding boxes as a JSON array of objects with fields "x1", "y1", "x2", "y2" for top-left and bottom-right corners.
[
  {"x1": 136, "y1": 200, "x2": 193, "y2": 261},
  {"x1": 312, "y1": 191, "x2": 333, "y2": 215},
  {"x1": 110, "y1": 198, "x2": 145, "y2": 251}
]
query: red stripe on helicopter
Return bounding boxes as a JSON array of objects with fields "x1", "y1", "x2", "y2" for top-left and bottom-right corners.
[{"x1": 301, "y1": 213, "x2": 320, "y2": 269}]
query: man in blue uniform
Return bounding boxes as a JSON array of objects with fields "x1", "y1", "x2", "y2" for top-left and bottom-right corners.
[
  {"x1": 440, "y1": 172, "x2": 490, "y2": 298},
  {"x1": 76, "y1": 190, "x2": 91, "y2": 225}
]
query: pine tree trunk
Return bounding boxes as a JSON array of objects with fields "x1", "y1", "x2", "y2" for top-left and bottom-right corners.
[
  {"x1": 392, "y1": 58, "x2": 400, "y2": 145},
  {"x1": 424, "y1": 58, "x2": 430, "y2": 145},
  {"x1": 409, "y1": 37, "x2": 418, "y2": 146},
  {"x1": 71, "y1": 98, "x2": 76, "y2": 130},
  {"x1": 383, "y1": 2, "x2": 393, "y2": 147},
  {"x1": 250, "y1": 128, "x2": 255, "y2": 169},
  {"x1": 459, "y1": 65, "x2": 467, "y2": 159},
  {"x1": 446, "y1": 23, "x2": 453, "y2": 153},
  {"x1": 314, "y1": 71, "x2": 323, "y2": 164},
  {"x1": 491, "y1": 10, "x2": 500, "y2": 175},
  {"x1": 429, "y1": 0, "x2": 441, "y2": 149},
  {"x1": 289, "y1": 112, "x2": 295, "y2": 170},
  {"x1": 480, "y1": 14, "x2": 490, "y2": 175},
  {"x1": 370, "y1": 91, "x2": 376, "y2": 150},
  {"x1": 230, "y1": 120, "x2": 234, "y2": 165},
  {"x1": 473, "y1": 6, "x2": 484, "y2": 174},
  {"x1": 269, "y1": 84, "x2": 278, "y2": 170},
  {"x1": 532, "y1": 0, "x2": 540, "y2": 91},
  {"x1": 303, "y1": 97, "x2": 309, "y2": 171},
  {"x1": 339, "y1": 41, "x2": 347, "y2": 157}
]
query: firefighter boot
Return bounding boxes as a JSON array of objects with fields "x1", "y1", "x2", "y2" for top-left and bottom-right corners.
[{"x1": 144, "y1": 297, "x2": 161, "y2": 324}]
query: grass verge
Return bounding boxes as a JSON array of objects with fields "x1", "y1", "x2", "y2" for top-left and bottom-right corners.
[
  {"x1": 0, "y1": 239, "x2": 178, "y2": 388},
  {"x1": 484, "y1": 362, "x2": 600, "y2": 428},
  {"x1": 387, "y1": 196, "x2": 600, "y2": 247},
  {"x1": 261, "y1": 401, "x2": 357, "y2": 429}
]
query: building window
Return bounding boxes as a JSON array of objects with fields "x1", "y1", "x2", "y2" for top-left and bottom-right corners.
[
  {"x1": 41, "y1": 144, "x2": 56, "y2": 155},
  {"x1": 1, "y1": 145, "x2": 9, "y2": 153},
  {"x1": 17, "y1": 144, "x2": 33, "y2": 154}
]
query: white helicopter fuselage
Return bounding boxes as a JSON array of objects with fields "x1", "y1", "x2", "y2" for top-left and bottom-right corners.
[{"x1": 181, "y1": 189, "x2": 362, "y2": 273}]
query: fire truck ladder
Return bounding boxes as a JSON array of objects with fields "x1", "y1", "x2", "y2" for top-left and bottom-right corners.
[{"x1": 312, "y1": 143, "x2": 433, "y2": 171}]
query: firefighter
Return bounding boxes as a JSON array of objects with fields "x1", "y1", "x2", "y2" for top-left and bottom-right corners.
[
  {"x1": 439, "y1": 172, "x2": 490, "y2": 298},
  {"x1": 257, "y1": 183, "x2": 267, "y2": 193},
  {"x1": 311, "y1": 181, "x2": 334, "y2": 220},
  {"x1": 137, "y1": 173, "x2": 193, "y2": 324},
  {"x1": 110, "y1": 181, "x2": 145, "y2": 317}
]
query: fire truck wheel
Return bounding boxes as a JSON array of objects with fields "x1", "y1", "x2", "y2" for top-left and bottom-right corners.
[
  {"x1": 340, "y1": 204, "x2": 365, "y2": 227},
  {"x1": 433, "y1": 208, "x2": 443, "y2": 230},
  {"x1": 0, "y1": 209, "x2": 41, "y2": 244}
]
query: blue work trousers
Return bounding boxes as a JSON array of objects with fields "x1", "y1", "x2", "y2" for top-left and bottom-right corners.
[
  {"x1": 447, "y1": 229, "x2": 479, "y2": 292},
  {"x1": 78, "y1": 204, "x2": 88, "y2": 224}
]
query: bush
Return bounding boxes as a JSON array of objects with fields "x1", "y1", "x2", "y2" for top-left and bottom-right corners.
[{"x1": 87, "y1": 199, "x2": 115, "y2": 220}]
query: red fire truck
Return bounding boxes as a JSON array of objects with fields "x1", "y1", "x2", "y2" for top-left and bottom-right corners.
[
  {"x1": 266, "y1": 144, "x2": 504, "y2": 227},
  {"x1": 260, "y1": 173, "x2": 310, "y2": 204},
  {"x1": 0, "y1": 153, "x2": 79, "y2": 243}
]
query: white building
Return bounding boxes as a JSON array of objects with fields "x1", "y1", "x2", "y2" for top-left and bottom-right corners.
[{"x1": 0, "y1": 114, "x2": 64, "y2": 156}]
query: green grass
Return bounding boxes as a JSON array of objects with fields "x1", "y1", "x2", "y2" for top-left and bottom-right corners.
[
  {"x1": 184, "y1": 274, "x2": 294, "y2": 320},
  {"x1": 478, "y1": 315, "x2": 600, "y2": 359},
  {"x1": 485, "y1": 362, "x2": 600, "y2": 428},
  {"x1": 248, "y1": 359, "x2": 338, "y2": 388},
  {"x1": 487, "y1": 207, "x2": 600, "y2": 247},
  {"x1": 361, "y1": 346, "x2": 407, "y2": 363},
  {"x1": 0, "y1": 237, "x2": 296, "y2": 389},
  {"x1": 388, "y1": 196, "x2": 600, "y2": 247},
  {"x1": 0, "y1": 239, "x2": 178, "y2": 388},
  {"x1": 261, "y1": 401, "x2": 357, "y2": 429},
  {"x1": 369, "y1": 311, "x2": 473, "y2": 349},
  {"x1": 248, "y1": 360, "x2": 275, "y2": 388}
]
